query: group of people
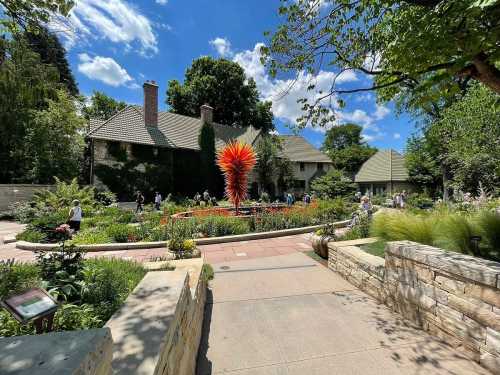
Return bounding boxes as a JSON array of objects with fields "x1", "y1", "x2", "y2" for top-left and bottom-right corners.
[
  {"x1": 193, "y1": 190, "x2": 218, "y2": 206},
  {"x1": 135, "y1": 190, "x2": 163, "y2": 213},
  {"x1": 392, "y1": 190, "x2": 407, "y2": 209}
]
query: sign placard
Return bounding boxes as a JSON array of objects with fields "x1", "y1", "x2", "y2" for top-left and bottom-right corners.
[{"x1": 1, "y1": 288, "x2": 58, "y2": 323}]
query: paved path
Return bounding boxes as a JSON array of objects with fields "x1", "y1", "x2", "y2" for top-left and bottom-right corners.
[
  {"x1": 0, "y1": 233, "x2": 318, "y2": 264},
  {"x1": 196, "y1": 252, "x2": 490, "y2": 375}
]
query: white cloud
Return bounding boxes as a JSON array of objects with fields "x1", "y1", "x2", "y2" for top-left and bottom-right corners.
[
  {"x1": 374, "y1": 104, "x2": 390, "y2": 120},
  {"x1": 64, "y1": 0, "x2": 157, "y2": 55},
  {"x1": 233, "y1": 43, "x2": 358, "y2": 128},
  {"x1": 210, "y1": 37, "x2": 233, "y2": 57},
  {"x1": 156, "y1": 0, "x2": 168, "y2": 4},
  {"x1": 78, "y1": 54, "x2": 135, "y2": 87},
  {"x1": 393, "y1": 133, "x2": 401, "y2": 139},
  {"x1": 363, "y1": 52, "x2": 381, "y2": 72}
]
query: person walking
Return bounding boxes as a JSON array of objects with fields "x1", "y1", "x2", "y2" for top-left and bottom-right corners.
[
  {"x1": 68, "y1": 200, "x2": 83, "y2": 232},
  {"x1": 135, "y1": 191, "x2": 145, "y2": 213},
  {"x1": 203, "y1": 190, "x2": 210, "y2": 205},
  {"x1": 194, "y1": 192, "x2": 201, "y2": 205},
  {"x1": 400, "y1": 190, "x2": 407, "y2": 209},
  {"x1": 154, "y1": 191, "x2": 162, "y2": 211},
  {"x1": 286, "y1": 192, "x2": 293, "y2": 207}
]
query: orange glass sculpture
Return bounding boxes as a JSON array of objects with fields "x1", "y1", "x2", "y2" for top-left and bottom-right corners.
[{"x1": 216, "y1": 141, "x2": 256, "y2": 214}]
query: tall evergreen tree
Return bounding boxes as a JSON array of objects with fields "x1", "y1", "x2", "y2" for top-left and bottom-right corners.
[
  {"x1": 25, "y1": 27, "x2": 78, "y2": 96},
  {"x1": 198, "y1": 121, "x2": 218, "y2": 193}
]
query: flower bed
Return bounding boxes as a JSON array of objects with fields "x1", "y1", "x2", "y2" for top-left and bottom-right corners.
[
  {"x1": 0, "y1": 244, "x2": 151, "y2": 337},
  {"x1": 16, "y1": 198, "x2": 354, "y2": 246}
]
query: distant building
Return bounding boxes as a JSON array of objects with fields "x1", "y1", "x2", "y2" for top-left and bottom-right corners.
[
  {"x1": 354, "y1": 149, "x2": 415, "y2": 196},
  {"x1": 87, "y1": 81, "x2": 332, "y2": 199}
]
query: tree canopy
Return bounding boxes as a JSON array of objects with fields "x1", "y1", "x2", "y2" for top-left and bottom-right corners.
[
  {"x1": 167, "y1": 56, "x2": 274, "y2": 131},
  {"x1": 263, "y1": 0, "x2": 500, "y2": 129},
  {"x1": 0, "y1": 35, "x2": 84, "y2": 183},
  {"x1": 405, "y1": 84, "x2": 500, "y2": 196},
  {"x1": 0, "y1": 0, "x2": 74, "y2": 32},
  {"x1": 310, "y1": 168, "x2": 356, "y2": 199},
  {"x1": 25, "y1": 26, "x2": 78, "y2": 96},
  {"x1": 321, "y1": 124, "x2": 377, "y2": 176},
  {"x1": 83, "y1": 91, "x2": 127, "y2": 121}
]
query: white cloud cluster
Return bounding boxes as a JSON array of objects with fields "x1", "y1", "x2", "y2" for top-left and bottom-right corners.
[
  {"x1": 78, "y1": 54, "x2": 137, "y2": 87},
  {"x1": 156, "y1": 0, "x2": 168, "y2": 4},
  {"x1": 210, "y1": 37, "x2": 233, "y2": 57},
  {"x1": 233, "y1": 43, "x2": 358, "y2": 127},
  {"x1": 64, "y1": 0, "x2": 158, "y2": 55}
]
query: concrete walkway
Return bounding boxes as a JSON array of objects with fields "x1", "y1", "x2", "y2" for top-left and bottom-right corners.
[{"x1": 196, "y1": 252, "x2": 490, "y2": 375}]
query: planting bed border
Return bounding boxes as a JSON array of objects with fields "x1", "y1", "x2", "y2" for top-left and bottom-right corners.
[{"x1": 15, "y1": 219, "x2": 350, "y2": 252}]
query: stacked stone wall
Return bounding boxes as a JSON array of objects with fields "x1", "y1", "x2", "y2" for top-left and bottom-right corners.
[{"x1": 328, "y1": 240, "x2": 500, "y2": 374}]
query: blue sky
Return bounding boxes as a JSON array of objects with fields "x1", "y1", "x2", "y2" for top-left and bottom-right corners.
[{"x1": 60, "y1": 0, "x2": 416, "y2": 152}]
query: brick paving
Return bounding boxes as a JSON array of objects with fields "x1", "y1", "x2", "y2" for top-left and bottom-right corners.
[{"x1": 0, "y1": 232, "x2": 317, "y2": 264}]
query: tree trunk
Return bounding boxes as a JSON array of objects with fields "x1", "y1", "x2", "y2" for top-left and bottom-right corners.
[{"x1": 460, "y1": 53, "x2": 500, "y2": 94}]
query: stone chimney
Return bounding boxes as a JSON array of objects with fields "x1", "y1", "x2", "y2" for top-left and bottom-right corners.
[
  {"x1": 143, "y1": 80, "x2": 158, "y2": 126},
  {"x1": 200, "y1": 104, "x2": 213, "y2": 124}
]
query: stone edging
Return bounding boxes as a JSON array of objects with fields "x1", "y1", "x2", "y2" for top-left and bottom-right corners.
[{"x1": 15, "y1": 219, "x2": 351, "y2": 252}]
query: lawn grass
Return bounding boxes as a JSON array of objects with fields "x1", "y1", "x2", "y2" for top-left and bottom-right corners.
[{"x1": 360, "y1": 240, "x2": 387, "y2": 258}]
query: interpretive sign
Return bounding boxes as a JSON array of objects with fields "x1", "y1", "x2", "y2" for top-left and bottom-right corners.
[{"x1": 1, "y1": 288, "x2": 58, "y2": 323}]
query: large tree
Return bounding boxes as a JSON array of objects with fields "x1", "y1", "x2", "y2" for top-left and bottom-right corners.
[
  {"x1": 83, "y1": 91, "x2": 127, "y2": 121},
  {"x1": 25, "y1": 26, "x2": 78, "y2": 96},
  {"x1": 406, "y1": 84, "x2": 500, "y2": 196},
  {"x1": 167, "y1": 56, "x2": 274, "y2": 131},
  {"x1": 310, "y1": 168, "x2": 356, "y2": 199},
  {"x1": 263, "y1": 0, "x2": 500, "y2": 129},
  {"x1": 0, "y1": 35, "x2": 84, "y2": 183},
  {"x1": 321, "y1": 123, "x2": 377, "y2": 176},
  {"x1": 0, "y1": 0, "x2": 74, "y2": 32}
]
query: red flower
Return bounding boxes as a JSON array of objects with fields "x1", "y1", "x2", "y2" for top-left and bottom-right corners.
[{"x1": 217, "y1": 141, "x2": 256, "y2": 214}]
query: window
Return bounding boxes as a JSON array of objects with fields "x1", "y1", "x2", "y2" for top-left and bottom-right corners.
[
  {"x1": 300, "y1": 162, "x2": 305, "y2": 171},
  {"x1": 317, "y1": 162, "x2": 323, "y2": 171}
]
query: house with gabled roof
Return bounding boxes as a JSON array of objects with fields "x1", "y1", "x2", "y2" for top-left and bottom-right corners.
[
  {"x1": 354, "y1": 149, "x2": 415, "y2": 196},
  {"x1": 86, "y1": 81, "x2": 332, "y2": 199}
]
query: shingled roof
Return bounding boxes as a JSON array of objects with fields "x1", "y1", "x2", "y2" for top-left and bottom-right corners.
[
  {"x1": 278, "y1": 135, "x2": 332, "y2": 163},
  {"x1": 87, "y1": 106, "x2": 261, "y2": 151},
  {"x1": 354, "y1": 149, "x2": 409, "y2": 183}
]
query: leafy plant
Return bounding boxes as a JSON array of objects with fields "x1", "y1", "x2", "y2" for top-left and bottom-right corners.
[
  {"x1": 435, "y1": 214, "x2": 478, "y2": 256},
  {"x1": 198, "y1": 216, "x2": 250, "y2": 237},
  {"x1": 34, "y1": 177, "x2": 97, "y2": 211},
  {"x1": 0, "y1": 262, "x2": 41, "y2": 299},
  {"x1": 105, "y1": 224, "x2": 133, "y2": 243},
  {"x1": 16, "y1": 229, "x2": 47, "y2": 243},
  {"x1": 476, "y1": 211, "x2": 500, "y2": 253},
  {"x1": 202, "y1": 264, "x2": 214, "y2": 282}
]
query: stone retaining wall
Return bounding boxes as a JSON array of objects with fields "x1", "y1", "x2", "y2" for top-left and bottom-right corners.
[
  {"x1": 328, "y1": 240, "x2": 500, "y2": 374},
  {"x1": 0, "y1": 258, "x2": 207, "y2": 375},
  {"x1": 0, "y1": 184, "x2": 54, "y2": 211}
]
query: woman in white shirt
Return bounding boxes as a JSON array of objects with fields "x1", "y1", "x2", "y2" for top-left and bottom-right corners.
[{"x1": 68, "y1": 200, "x2": 83, "y2": 232}]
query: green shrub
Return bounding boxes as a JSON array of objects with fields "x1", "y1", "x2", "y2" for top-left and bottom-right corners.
[
  {"x1": 70, "y1": 229, "x2": 111, "y2": 245},
  {"x1": 53, "y1": 303, "x2": 102, "y2": 331},
  {"x1": 0, "y1": 262, "x2": 41, "y2": 299},
  {"x1": 105, "y1": 223, "x2": 133, "y2": 243},
  {"x1": 476, "y1": 211, "x2": 500, "y2": 252},
  {"x1": 435, "y1": 214, "x2": 478, "y2": 256},
  {"x1": 16, "y1": 229, "x2": 47, "y2": 243},
  {"x1": 34, "y1": 177, "x2": 97, "y2": 212},
  {"x1": 81, "y1": 258, "x2": 146, "y2": 321},
  {"x1": 0, "y1": 310, "x2": 35, "y2": 337},
  {"x1": 370, "y1": 212, "x2": 437, "y2": 245},
  {"x1": 198, "y1": 216, "x2": 250, "y2": 237},
  {"x1": 202, "y1": 264, "x2": 214, "y2": 281}
]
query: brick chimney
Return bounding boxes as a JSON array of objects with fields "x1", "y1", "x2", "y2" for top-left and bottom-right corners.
[
  {"x1": 200, "y1": 104, "x2": 213, "y2": 124},
  {"x1": 143, "y1": 80, "x2": 158, "y2": 126}
]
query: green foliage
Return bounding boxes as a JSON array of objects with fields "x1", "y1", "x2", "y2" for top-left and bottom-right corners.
[
  {"x1": 70, "y1": 230, "x2": 111, "y2": 245},
  {"x1": 264, "y1": 0, "x2": 500, "y2": 129},
  {"x1": 198, "y1": 216, "x2": 250, "y2": 237},
  {"x1": 25, "y1": 26, "x2": 78, "y2": 96},
  {"x1": 405, "y1": 135, "x2": 442, "y2": 195},
  {"x1": 167, "y1": 56, "x2": 274, "y2": 131},
  {"x1": 0, "y1": 36, "x2": 83, "y2": 184},
  {"x1": 0, "y1": 0, "x2": 74, "y2": 32},
  {"x1": 371, "y1": 212, "x2": 437, "y2": 246},
  {"x1": 16, "y1": 229, "x2": 47, "y2": 243},
  {"x1": 201, "y1": 264, "x2": 214, "y2": 282},
  {"x1": 321, "y1": 124, "x2": 377, "y2": 176},
  {"x1": 360, "y1": 241, "x2": 386, "y2": 258},
  {"x1": 80, "y1": 258, "x2": 146, "y2": 321},
  {"x1": 0, "y1": 262, "x2": 41, "y2": 299},
  {"x1": 105, "y1": 224, "x2": 134, "y2": 243},
  {"x1": 310, "y1": 169, "x2": 356, "y2": 199},
  {"x1": 0, "y1": 251, "x2": 145, "y2": 337},
  {"x1": 83, "y1": 91, "x2": 127, "y2": 120},
  {"x1": 476, "y1": 211, "x2": 500, "y2": 253},
  {"x1": 35, "y1": 177, "x2": 97, "y2": 211},
  {"x1": 434, "y1": 214, "x2": 478, "y2": 256},
  {"x1": 198, "y1": 121, "x2": 219, "y2": 192}
]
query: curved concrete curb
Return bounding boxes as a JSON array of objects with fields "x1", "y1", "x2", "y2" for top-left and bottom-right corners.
[{"x1": 16, "y1": 219, "x2": 350, "y2": 252}]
